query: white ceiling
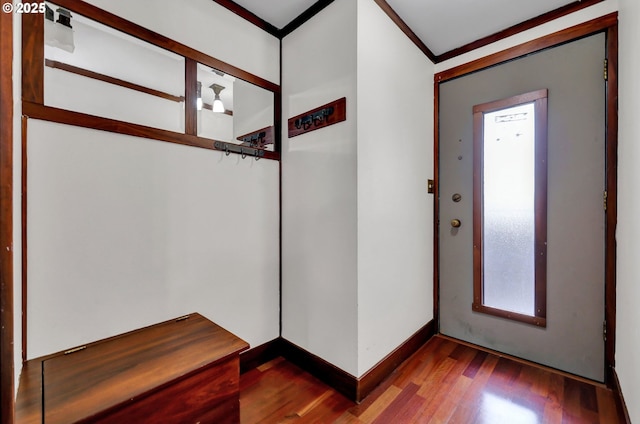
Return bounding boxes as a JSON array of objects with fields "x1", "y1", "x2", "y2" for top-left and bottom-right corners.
[{"x1": 232, "y1": 0, "x2": 578, "y2": 56}]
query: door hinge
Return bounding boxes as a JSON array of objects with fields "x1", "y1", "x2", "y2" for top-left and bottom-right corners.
[
  {"x1": 604, "y1": 58, "x2": 608, "y2": 81},
  {"x1": 603, "y1": 190, "x2": 608, "y2": 211},
  {"x1": 427, "y1": 179, "x2": 435, "y2": 194},
  {"x1": 603, "y1": 320, "x2": 607, "y2": 341}
]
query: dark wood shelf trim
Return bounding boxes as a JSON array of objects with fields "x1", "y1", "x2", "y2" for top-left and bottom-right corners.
[
  {"x1": 435, "y1": 0, "x2": 606, "y2": 63},
  {"x1": 45, "y1": 59, "x2": 185, "y2": 103},
  {"x1": 22, "y1": 102, "x2": 281, "y2": 161},
  {"x1": 435, "y1": 12, "x2": 618, "y2": 83}
]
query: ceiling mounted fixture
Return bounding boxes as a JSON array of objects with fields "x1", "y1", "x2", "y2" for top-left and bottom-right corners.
[
  {"x1": 44, "y1": 5, "x2": 75, "y2": 53},
  {"x1": 210, "y1": 84, "x2": 225, "y2": 113}
]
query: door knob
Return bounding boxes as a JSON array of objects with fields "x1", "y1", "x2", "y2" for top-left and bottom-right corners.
[{"x1": 451, "y1": 219, "x2": 462, "y2": 228}]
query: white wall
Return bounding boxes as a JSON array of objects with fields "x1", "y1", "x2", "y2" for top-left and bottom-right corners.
[
  {"x1": 17, "y1": 0, "x2": 281, "y2": 361},
  {"x1": 356, "y1": 0, "x2": 434, "y2": 376},
  {"x1": 27, "y1": 121, "x2": 279, "y2": 358},
  {"x1": 281, "y1": 0, "x2": 359, "y2": 376},
  {"x1": 616, "y1": 0, "x2": 640, "y2": 421},
  {"x1": 282, "y1": 0, "x2": 434, "y2": 378}
]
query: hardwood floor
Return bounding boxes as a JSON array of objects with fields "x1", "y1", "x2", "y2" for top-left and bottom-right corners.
[{"x1": 239, "y1": 335, "x2": 623, "y2": 423}]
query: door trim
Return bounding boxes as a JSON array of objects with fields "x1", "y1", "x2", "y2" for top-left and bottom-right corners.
[
  {"x1": 0, "y1": 7, "x2": 15, "y2": 424},
  {"x1": 435, "y1": 12, "x2": 618, "y2": 83},
  {"x1": 433, "y1": 12, "x2": 618, "y2": 387}
]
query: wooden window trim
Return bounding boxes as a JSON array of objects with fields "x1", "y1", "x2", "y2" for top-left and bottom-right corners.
[
  {"x1": 185, "y1": 58, "x2": 198, "y2": 137},
  {"x1": 22, "y1": 0, "x2": 281, "y2": 159},
  {"x1": 472, "y1": 89, "x2": 548, "y2": 328},
  {"x1": 22, "y1": 11, "x2": 43, "y2": 104},
  {"x1": 21, "y1": 101, "x2": 280, "y2": 161}
]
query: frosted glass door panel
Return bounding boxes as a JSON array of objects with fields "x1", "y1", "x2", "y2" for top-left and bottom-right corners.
[{"x1": 482, "y1": 103, "x2": 535, "y2": 315}]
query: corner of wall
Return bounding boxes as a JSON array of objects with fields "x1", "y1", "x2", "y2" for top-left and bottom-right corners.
[
  {"x1": 280, "y1": 0, "x2": 359, "y2": 376},
  {"x1": 355, "y1": 0, "x2": 435, "y2": 377}
]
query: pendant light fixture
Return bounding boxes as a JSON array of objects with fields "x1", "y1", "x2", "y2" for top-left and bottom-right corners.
[{"x1": 210, "y1": 84, "x2": 225, "y2": 113}]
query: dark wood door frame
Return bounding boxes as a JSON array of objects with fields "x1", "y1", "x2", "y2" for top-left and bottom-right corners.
[
  {"x1": 433, "y1": 12, "x2": 618, "y2": 387},
  {"x1": 0, "y1": 7, "x2": 15, "y2": 424}
]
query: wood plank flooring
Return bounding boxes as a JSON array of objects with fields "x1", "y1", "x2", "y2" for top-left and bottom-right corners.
[{"x1": 239, "y1": 335, "x2": 623, "y2": 423}]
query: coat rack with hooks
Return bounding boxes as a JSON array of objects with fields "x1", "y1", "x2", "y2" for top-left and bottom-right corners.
[{"x1": 214, "y1": 140, "x2": 265, "y2": 159}]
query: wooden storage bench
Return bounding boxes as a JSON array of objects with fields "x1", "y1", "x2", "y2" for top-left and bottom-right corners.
[{"x1": 16, "y1": 313, "x2": 249, "y2": 424}]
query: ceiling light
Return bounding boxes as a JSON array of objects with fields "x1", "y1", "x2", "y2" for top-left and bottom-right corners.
[
  {"x1": 44, "y1": 6, "x2": 75, "y2": 53},
  {"x1": 210, "y1": 84, "x2": 225, "y2": 113},
  {"x1": 56, "y1": 7, "x2": 72, "y2": 28}
]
